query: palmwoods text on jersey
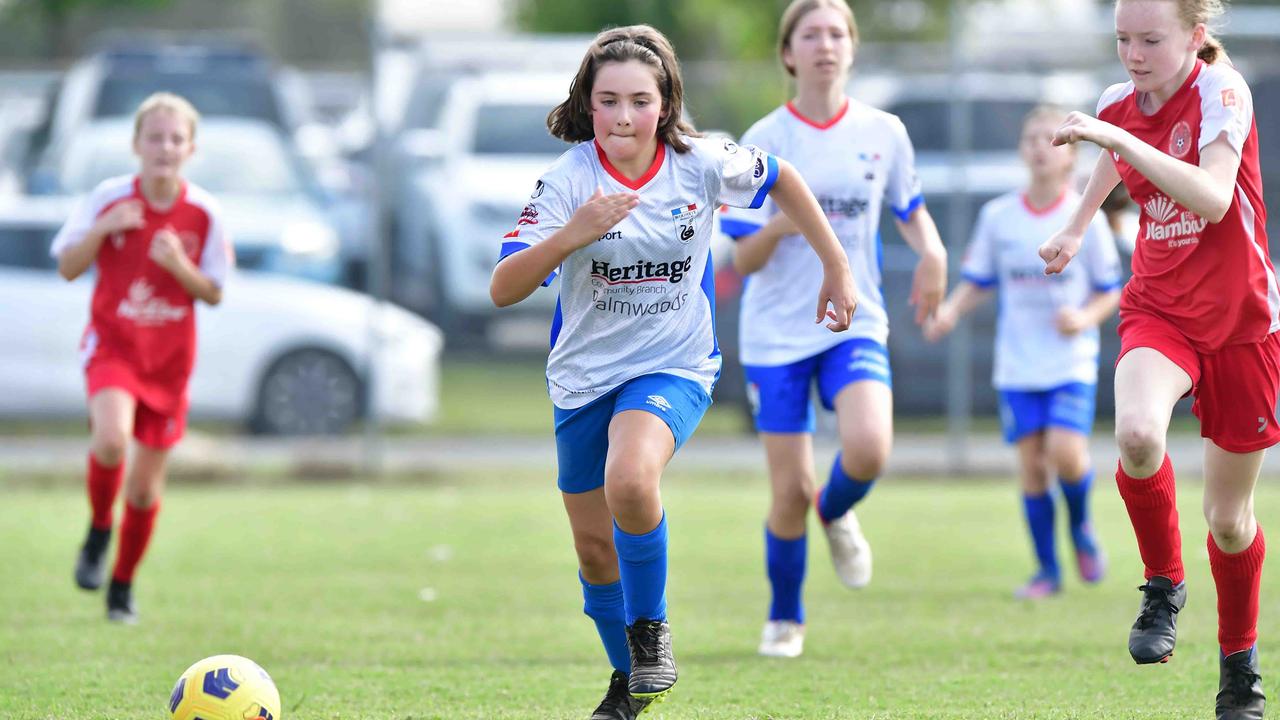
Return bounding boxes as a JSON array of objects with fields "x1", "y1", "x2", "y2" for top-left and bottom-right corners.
[{"x1": 590, "y1": 256, "x2": 694, "y2": 317}]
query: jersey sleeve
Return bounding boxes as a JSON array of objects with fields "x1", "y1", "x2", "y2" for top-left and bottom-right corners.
[
  {"x1": 1082, "y1": 211, "x2": 1123, "y2": 293},
  {"x1": 1197, "y1": 67, "x2": 1253, "y2": 156},
  {"x1": 699, "y1": 136, "x2": 779, "y2": 211},
  {"x1": 717, "y1": 126, "x2": 778, "y2": 240},
  {"x1": 959, "y1": 203, "x2": 997, "y2": 289},
  {"x1": 50, "y1": 184, "x2": 114, "y2": 259},
  {"x1": 198, "y1": 202, "x2": 234, "y2": 288},
  {"x1": 497, "y1": 173, "x2": 574, "y2": 287},
  {"x1": 885, "y1": 117, "x2": 925, "y2": 222}
]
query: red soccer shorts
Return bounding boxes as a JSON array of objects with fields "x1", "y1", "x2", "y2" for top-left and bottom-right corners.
[
  {"x1": 87, "y1": 360, "x2": 188, "y2": 450},
  {"x1": 1118, "y1": 310, "x2": 1280, "y2": 453}
]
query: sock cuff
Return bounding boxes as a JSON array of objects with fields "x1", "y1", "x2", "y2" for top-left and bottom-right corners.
[
  {"x1": 122, "y1": 501, "x2": 161, "y2": 518},
  {"x1": 1116, "y1": 455, "x2": 1176, "y2": 508},
  {"x1": 613, "y1": 513, "x2": 668, "y2": 563},
  {"x1": 1208, "y1": 525, "x2": 1267, "y2": 574},
  {"x1": 765, "y1": 527, "x2": 806, "y2": 545},
  {"x1": 579, "y1": 571, "x2": 623, "y2": 593},
  {"x1": 1059, "y1": 468, "x2": 1094, "y2": 489},
  {"x1": 88, "y1": 453, "x2": 124, "y2": 476},
  {"x1": 830, "y1": 453, "x2": 876, "y2": 486}
]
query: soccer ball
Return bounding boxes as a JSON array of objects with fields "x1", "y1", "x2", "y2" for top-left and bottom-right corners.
[{"x1": 168, "y1": 654, "x2": 281, "y2": 720}]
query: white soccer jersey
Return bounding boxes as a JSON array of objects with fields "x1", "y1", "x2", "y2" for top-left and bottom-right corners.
[
  {"x1": 720, "y1": 99, "x2": 923, "y2": 366},
  {"x1": 960, "y1": 191, "x2": 1123, "y2": 390},
  {"x1": 499, "y1": 136, "x2": 779, "y2": 409}
]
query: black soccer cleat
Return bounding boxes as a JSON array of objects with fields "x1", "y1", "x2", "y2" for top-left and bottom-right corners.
[
  {"x1": 1217, "y1": 646, "x2": 1266, "y2": 720},
  {"x1": 75, "y1": 526, "x2": 111, "y2": 591},
  {"x1": 625, "y1": 619, "x2": 677, "y2": 700},
  {"x1": 106, "y1": 579, "x2": 137, "y2": 624},
  {"x1": 1128, "y1": 576, "x2": 1186, "y2": 664},
  {"x1": 589, "y1": 670, "x2": 654, "y2": 720}
]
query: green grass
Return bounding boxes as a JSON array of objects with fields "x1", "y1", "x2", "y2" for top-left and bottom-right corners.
[{"x1": 3, "y1": 469, "x2": 1276, "y2": 719}]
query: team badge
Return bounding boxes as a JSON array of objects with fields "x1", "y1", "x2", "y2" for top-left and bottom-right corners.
[
  {"x1": 1169, "y1": 121, "x2": 1192, "y2": 159},
  {"x1": 670, "y1": 203, "x2": 698, "y2": 244}
]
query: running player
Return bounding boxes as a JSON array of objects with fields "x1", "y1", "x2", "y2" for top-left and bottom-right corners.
[
  {"x1": 719, "y1": 0, "x2": 947, "y2": 658},
  {"x1": 924, "y1": 105, "x2": 1122, "y2": 600},
  {"x1": 489, "y1": 25, "x2": 856, "y2": 718},
  {"x1": 1039, "y1": 1, "x2": 1272, "y2": 716},
  {"x1": 56, "y1": 93, "x2": 231, "y2": 624}
]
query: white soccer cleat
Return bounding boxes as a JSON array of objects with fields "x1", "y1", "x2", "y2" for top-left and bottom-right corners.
[
  {"x1": 822, "y1": 509, "x2": 872, "y2": 589},
  {"x1": 757, "y1": 620, "x2": 805, "y2": 658}
]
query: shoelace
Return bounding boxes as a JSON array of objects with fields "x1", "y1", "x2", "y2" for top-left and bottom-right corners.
[
  {"x1": 1134, "y1": 583, "x2": 1180, "y2": 629},
  {"x1": 630, "y1": 622, "x2": 668, "y2": 665},
  {"x1": 1224, "y1": 659, "x2": 1262, "y2": 704}
]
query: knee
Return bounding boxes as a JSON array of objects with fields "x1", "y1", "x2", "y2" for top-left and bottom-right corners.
[
  {"x1": 772, "y1": 474, "x2": 815, "y2": 517},
  {"x1": 574, "y1": 533, "x2": 617, "y2": 578},
  {"x1": 1115, "y1": 418, "x2": 1164, "y2": 471},
  {"x1": 1204, "y1": 503, "x2": 1254, "y2": 547},
  {"x1": 839, "y1": 438, "x2": 890, "y2": 480},
  {"x1": 123, "y1": 486, "x2": 160, "y2": 509},
  {"x1": 91, "y1": 433, "x2": 128, "y2": 467},
  {"x1": 1050, "y1": 447, "x2": 1090, "y2": 481},
  {"x1": 604, "y1": 462, "x2": 660, "y2": 509}
]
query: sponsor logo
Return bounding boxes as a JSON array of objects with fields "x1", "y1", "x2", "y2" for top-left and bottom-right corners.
[
  {"x1": 1169, "y1": 120, "x2": 1192, "y2": 158},
  {"x1": 116, "y1": 279, "x2": 188, "y2": 325},
  {"x1": 517, "y1": 204, "x2": 539, "y2": 226},
  {"x1": 1260, "y1": 416, "x2": 1268, "y2": 434},
  {"x1": 591, "y1": 256, "x2": 693, "y2": 285},
  {"x1": 816, "y1": 195, "x2": 870, "y2": 219},
  {"x1": 646, "y1": 394, "x2": 672, "y2": 412},
  {"x1": 1142, "y1": 194, "x2": 1207, "y2": 247},
  {"x1": 593, "y1": 291, "x2": 691, "y2": 317},
  {"x1": 1223, "y1": 88, "x2": 1237, "y2": 108},
  {"x1": 599, "y1": 230, "x2": 623, "y2": 241},
  {"x1": 530, "y1": 179, "x2": 545, "y2": 199},
  {"x1": 753, "y1": 157, "x2": 766, "y2": 179}
]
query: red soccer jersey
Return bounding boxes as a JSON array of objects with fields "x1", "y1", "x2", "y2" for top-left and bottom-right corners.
[
  {"x1": 51, "y1": 175, "x2": 232, "y2": 414},
  {"x1": 1098, "y1": 60, "x2": 1276, "y2": 353}
]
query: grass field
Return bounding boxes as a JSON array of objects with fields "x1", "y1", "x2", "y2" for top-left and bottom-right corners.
[{"x1": 4, "y1": 466, "x2": 1279, "y2": 719}]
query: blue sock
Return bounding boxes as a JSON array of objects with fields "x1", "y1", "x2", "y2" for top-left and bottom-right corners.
[
  {"x1": 580, "y1": 573, "x2": 630, "y2": 674},
  {"x1": 765, "y1": 527, "x2": 806, "y2": 623},
  {"x1": 614, "y1": 514, "x2": 668, "y2": 625},
  {"x1": 1023, "y1": 492, "x2": 1059, "y2": 579},
  {"x1": 1059, "y1": 470, "x2": 1095, "y2": 551},
  {"x1": 817, "y1": 453, "x2": 876, "y2": 522}
]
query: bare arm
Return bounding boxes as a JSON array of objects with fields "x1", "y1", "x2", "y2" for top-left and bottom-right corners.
[
  {"x1": 731, "y1": 212, "x2": 795, "y2": 276},
  {"x1": 766, "y1": 160, "x2": 857, "y2": 331},
  {"x1": 1056, "y1": 289, "x2": 1121, "y2": 336},
  {"x1": 57, "y1": 200, "x2": 146, "y2": 281},
  {"x1": 894, "y1": 206, "x2": 948, "y2": 323},
  {"x1": 1040, "y1": 152, "x2": 1122, "y2": 274},
  {"x1": 922, "y1": 280, "x2": 994, "y2": 342},
  {"x1": 150, "y1": 230, "x2": 222, "y2": 305}
]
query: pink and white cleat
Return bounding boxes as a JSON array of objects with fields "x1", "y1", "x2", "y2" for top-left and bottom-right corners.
[{"x1": 1014, "y1": 574, "x2": 1061, "y2": 600}]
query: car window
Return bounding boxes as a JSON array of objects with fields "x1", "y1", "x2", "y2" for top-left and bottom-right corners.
[
  {"x1": 404, "y1": 77, "x2": 452, "y2": 130},
  {"x1": 891, "y1": 99, "x2": 1037, "y2": 153},
  {"x1": 473, "y1": 103, "x2": 572, "y2": 155},
  {"x1": 0, "y1": 226, "x2": 58, "y2": 270},
  {"x1": 64, "y1": 127, "x2": 303, "y2": 196},
  {"x1": 94, "y1": 76, "x2": 283, "y2": 128}
]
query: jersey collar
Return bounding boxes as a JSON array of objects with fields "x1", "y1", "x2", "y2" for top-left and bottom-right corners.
[
  {"x1": 1133, "y1": 59, "x2": 1204, "y2": 119},
  {"x1": 1021, "y1": 189, "x2": 1068, "y2": 216},
  {"x1": 785, "y1": 97, "x2": 850, "y2": 130},
  {"x1": 594, "y1": 139, "x2": 666, "y2": 191},
  {"x1": 133, "y1": 175, "x2": 187, "y2": 215}
]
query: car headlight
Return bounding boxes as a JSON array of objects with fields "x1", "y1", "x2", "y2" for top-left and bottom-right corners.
[{"x1": 280, "y1": 221, "x2": 340, "y2": 258}]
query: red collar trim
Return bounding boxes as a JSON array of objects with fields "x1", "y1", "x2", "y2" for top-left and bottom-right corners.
[
  {"x1": 785, "y1": 98, "x2": 850, "y2": 130},
  {"x1": 1021, "y1": 189, "x2": 1068, "y2": 216},
  {"x1": 594, "y1": 139, "x2": 666, "y2": 191},
  {"x1": 133, "y1": 175, "x2": 186, "y2": 214}
]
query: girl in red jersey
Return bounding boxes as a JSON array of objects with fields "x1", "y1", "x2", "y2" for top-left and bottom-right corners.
[
  {"x1": 53, "y1": 93, "x2": 231, "y2": 624},
  {"x1": 1039, "y1": 1, "x2": 1273, "y2": 716}
]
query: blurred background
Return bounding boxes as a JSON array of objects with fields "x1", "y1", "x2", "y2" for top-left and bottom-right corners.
[{"x1": 2, "y1": 0, "x2": 1280, "y2": 472}]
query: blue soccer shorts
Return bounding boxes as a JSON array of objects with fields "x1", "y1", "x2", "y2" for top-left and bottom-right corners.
[
  {"x1": 997, "y1": 382, "x2": 1097, "y2": 444},
  {"x1": 553, "y1": 372, "x2": 712, "y2": 494},
  {"x1": 744, "y1": 337, "x2": 892, "y2": 434}
]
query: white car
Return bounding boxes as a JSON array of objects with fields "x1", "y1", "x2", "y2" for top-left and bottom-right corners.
[{"x1": 0, "y1": 197, "x2": 442, "y2": 435}]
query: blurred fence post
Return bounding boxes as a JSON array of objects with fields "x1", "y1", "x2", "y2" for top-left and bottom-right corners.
[
  {"x1": 945, "y1": 0, "x2": 973, "y2": 474},
  {"x1": 362, "y1": 11, "x2": 388, "y2": 476}
]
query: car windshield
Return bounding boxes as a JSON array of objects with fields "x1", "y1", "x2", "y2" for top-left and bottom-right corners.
[
  {"x1": 94, "y1": 75, "x2": 282, "y2": 128},
  {"x1": 0, "y1": 225, "x2": 58, "y2": 270},
  {"x1": 62, "y1": 125, "x2": 303, "y2": 196},
  {"x1": 891, "y1": 99, "x2": 1036, "y2": 153},
  {"x1": 473, "y1": 103, "x2": 572, "y2": 155}
]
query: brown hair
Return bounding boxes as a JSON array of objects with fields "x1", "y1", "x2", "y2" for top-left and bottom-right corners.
[
  {"x1": 778, "y1": 0, "x2": 859, "y2": 77},
  {"x1": 547, "y1": 25, "x2": 699, "y2": 154},
  {"x1": 1118, "y1": 0, "x2": 1229, "y2": 63},
  {"x1": 133, "y1": 92, "x2": 199, "y2": 141}
]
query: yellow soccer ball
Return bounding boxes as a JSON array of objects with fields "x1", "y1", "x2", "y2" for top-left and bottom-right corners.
[{"x1": 168, "y1": 654, "x2": 281, "y2": 720}]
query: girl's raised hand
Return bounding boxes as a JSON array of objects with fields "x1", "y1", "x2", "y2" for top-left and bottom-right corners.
[
  {"x1": 564, "y1": 187, "x2": 640, "y2": 249},
  {"x1": 1039, "y1": 229, "x2": 1083, "y2": 275}
]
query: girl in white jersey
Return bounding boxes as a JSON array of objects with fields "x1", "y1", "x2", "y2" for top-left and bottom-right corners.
[
  {"x1": 720, "y1": 0, "x2": 947, "y2": 658},
  {"x1": 490, "y1": 25, "x2": 856, "y2": 718},
  {"x1": 925, "y1": 106, "x2": 1123, "y2": 600},
  {"x1": 1040, "y1": 1, "x2": 1274, "y2": 716}
]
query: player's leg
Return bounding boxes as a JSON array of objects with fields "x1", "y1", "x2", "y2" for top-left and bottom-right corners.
[
  {"x1": 1013, "y1": 429, "x2": 1060, "y2": 599},
  {"x1": 1046, "y1": 382, "x2": 1105, "y2": 584},
  {"x1": 605, "y1": 374, "x2": 710, "y2": 701},
  {"x1": 76, "y1": 388, "x2": 135, "y2": 591},
  {"x1": 107, "y1": 441, "x2": 168, "y2": 623},
  {"x1": 1114, "y1": 346, "x2": 1194, "y2": 664},
  {"x1": 820, "y1": 339, "x2": 893, "y2": 589},
  {"x1": 744, "y1": 358, "x2": 817, "y2": 658}
]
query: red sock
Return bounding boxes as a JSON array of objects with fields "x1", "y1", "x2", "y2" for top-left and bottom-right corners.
[
  {"x1": 1209, "y1": 525, "x2": 1266, "y2": 656},
  {"x1": 112, "y1": 502, "x2": 160, "y2": 584},
  {"x1": 1115, "y1": 454, "x2": 1184, "y2": 584},
  {"x1": 87, "y1": 453, "x2": 124, "y2": 531}
]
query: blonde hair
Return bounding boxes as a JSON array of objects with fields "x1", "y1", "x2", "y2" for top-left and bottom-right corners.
[
  {"x1": 132, "y1": 92, "x2": 200, "y2": 141},
  {"x1": 778, "y1": 0, "x2": 859, "y2": 77},
  {"x1": 1022, "y1": 104, "x2": 1076, "y2": 153},
  {"x1": 1118, "y1": 0, "x2": 1229, "y2": 63}
]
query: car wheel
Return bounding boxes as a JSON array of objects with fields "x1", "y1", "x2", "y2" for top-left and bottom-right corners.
[{"x1": 251, "y1": 348, "x2": 362, "y2": 435}]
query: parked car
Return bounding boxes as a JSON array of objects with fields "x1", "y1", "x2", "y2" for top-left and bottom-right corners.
[
  {"x1": 0, "y1": 197, "x2": 443, "y2": 435},
  {"x1": 34, "y1": 117, "x2": 346, "y2": 286}
]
